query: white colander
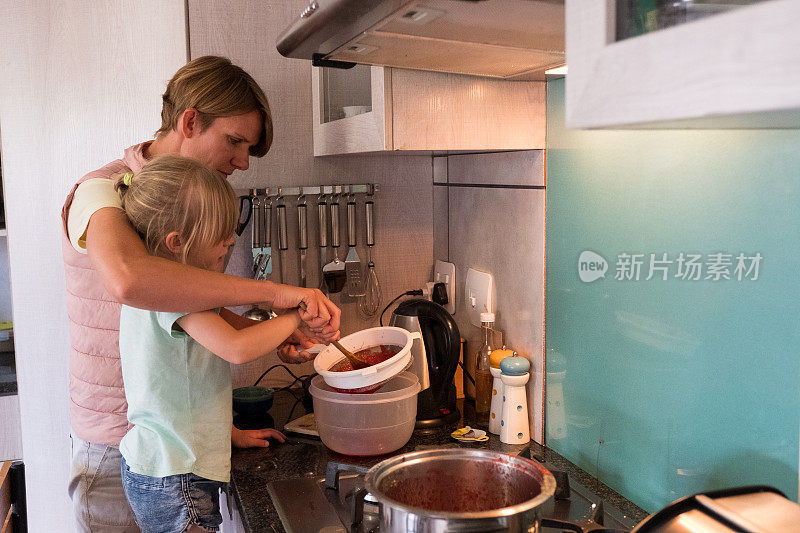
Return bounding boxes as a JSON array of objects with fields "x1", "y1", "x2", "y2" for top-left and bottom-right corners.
[{"x1": 313, "y1": 326, "x2": 422, "y2": 391}]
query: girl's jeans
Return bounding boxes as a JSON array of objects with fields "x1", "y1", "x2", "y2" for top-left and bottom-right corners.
[{"x1": 121, "y1": 456, "x2": 224, "y2": 533}]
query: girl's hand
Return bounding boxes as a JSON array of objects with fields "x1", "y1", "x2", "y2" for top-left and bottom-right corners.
[
  {"x1": 231, "y1": 426, "x2": 286, "y2": 448},
  {"x1": 276, "y1": 328, "x2": 339, "y2": 364},
  {"x1": 277, "y1": 329, "x2": 316, "y2": 364}
]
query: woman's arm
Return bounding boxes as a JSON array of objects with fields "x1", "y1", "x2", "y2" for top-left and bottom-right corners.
[
  {"x1": 85, "y1": 207, "x2": 340, "y2": 338},
  {"x1": 177, "y1": 309, "x2": 302, "y2": 364}
]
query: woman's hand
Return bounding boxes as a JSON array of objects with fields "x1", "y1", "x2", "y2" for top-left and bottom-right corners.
[
  {"x1": 231, "y1": 426, "x2": 286, "y2": 448},
  {"x1": 270, "y1": 285, "x2": 341, "y2": 337}
]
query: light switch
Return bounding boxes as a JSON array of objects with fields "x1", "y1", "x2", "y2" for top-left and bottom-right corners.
[{"x1": 464, "y1": 268, "x2": 495, "y2": 327}]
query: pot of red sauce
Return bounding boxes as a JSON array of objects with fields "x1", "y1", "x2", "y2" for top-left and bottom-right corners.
[{"x1": 364, "y1": 448, "x2": 556, "y2": 532}]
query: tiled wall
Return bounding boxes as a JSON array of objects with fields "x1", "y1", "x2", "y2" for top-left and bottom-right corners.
[
  {"x1": 432, "y1": 151, "x2": 546, "y2": 442},
  {"x1": 546, "y1": 76, "x2": 800, "y2": 510}
]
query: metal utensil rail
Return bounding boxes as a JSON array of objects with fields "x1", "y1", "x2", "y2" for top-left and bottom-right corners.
[
  {"x1": 235, "y1": 184, "x2": 379, "y2": 307},
  {"x1": 235, "y1": 183, "x2": 378, "y2": 199}
]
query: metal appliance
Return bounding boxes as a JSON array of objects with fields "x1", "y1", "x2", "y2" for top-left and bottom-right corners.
[
  {"x1": 362, "y1": 448, "x2": 556, "y2": 532},
  {"x1": 389, "y1": 299, "x2": 460, "y2": 427},
  {"x1": 276, "y1": 0, "x2": 564, "y2": 80},
  {"x1": 631, "y1": 485, "x2": 800, "y2": 532},
  {"x1": 267, "y1": 446, "x2": 641, "y2": 533}
]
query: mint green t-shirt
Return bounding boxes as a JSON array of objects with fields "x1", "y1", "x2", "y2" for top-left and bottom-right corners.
[{"x1": 119, "y1": 306, "x2": 232, "y2": 483}]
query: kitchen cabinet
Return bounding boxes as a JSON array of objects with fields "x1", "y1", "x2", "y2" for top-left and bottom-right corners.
[
  {"x1": 312, "y1": 65, "x2": 545, "y2": 155},
  {"x1": 566, "y1": 0, "x2": 800, "y2": 129}
]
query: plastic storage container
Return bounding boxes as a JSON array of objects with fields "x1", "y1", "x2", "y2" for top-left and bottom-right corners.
[{"x1": 310, "y1": 371, "x2": 421, "y2": 456}]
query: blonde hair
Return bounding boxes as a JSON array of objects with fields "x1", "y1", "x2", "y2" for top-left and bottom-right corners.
[
  {"x1": 116, "y1": 156, "x2": 238, "y2": 265},
  {"x1": 156, "y1": 55, "x2": 273, "y2": 157}
]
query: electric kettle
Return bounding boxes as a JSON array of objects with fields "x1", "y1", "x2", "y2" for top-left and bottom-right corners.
[{"x1": 389, "y1": 299, "x2": 460, "y2": 427}]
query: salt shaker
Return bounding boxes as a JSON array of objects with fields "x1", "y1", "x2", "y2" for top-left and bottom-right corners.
[
  {"x1": 488, "y1": 347, "x2": 513, "y2": 435},
  {"x1": 499, "y1": 355, "x2": 530, "y2": 445}
]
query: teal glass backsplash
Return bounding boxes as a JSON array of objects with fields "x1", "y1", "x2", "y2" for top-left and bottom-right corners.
[{"x1": 545, "y1": 77, "x2": 800, "y2": 512}]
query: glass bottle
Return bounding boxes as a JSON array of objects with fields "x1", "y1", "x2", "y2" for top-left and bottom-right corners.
[{"x1": 474, "y1": 312, "x2": 496, "y2": 424}]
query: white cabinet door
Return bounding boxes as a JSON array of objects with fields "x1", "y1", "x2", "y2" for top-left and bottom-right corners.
[
  {"x1": 312, "y1": 65, "x2": 546, "y2": 155},
  {"x1": 312, "y1": 65, "x2": 392, "y2": 155},
  {"x1": 566, "y1": 0, "x2": 800, "y2": 129}
]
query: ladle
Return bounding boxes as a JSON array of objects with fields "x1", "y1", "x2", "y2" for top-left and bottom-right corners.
[{"x1": 331, "y1": 340, "x2": 370, "y2": 370}]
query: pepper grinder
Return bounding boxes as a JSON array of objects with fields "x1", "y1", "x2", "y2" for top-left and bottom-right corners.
[
  {"x1": 488, "y1": 347, "x2": 514, "y2": 435},
  {"x1": 499, "y1": 355, "x2": 531, "y2": 445}
]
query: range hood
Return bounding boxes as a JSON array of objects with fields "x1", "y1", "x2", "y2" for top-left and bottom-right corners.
[{"x1": 276, "y1": 0, "x2": 565, "y2": 81}]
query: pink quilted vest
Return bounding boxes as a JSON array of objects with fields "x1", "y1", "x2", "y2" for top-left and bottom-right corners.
[{"x1": 61, "y1": 142, "x2": 149, "y2": 446}]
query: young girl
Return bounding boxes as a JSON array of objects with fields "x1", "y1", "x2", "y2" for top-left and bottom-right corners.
[{"x1": 115, "y1": 155, "x2": 299, "y2": 533}]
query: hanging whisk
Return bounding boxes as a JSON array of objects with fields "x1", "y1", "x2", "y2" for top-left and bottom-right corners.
[{"x1": 359, "y1": 197, "x2": 381, "y2": 317}]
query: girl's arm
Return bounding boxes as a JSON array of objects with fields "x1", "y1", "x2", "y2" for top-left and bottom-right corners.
[
  {"x1": 219, "y1": 308, "x2": 260, "y2": 330},
  {"x1": 219, "y1": 308, "x2": 326, "y2": 364},
  {"x1": 177, "y1": 309, "x2": 302, "y2": 364}
]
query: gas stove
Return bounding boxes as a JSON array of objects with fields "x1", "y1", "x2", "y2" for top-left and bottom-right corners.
[{"x1": 266, "y1": 445, "x2": 641, "y2": 533}]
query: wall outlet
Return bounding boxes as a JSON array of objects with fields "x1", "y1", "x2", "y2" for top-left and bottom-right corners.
[
  {"x1": 465, "y1": 268, "x2": 495, "y2": 327},
  {"x1": 433, "y1": 260, "x2": 456, "y2": 314}
]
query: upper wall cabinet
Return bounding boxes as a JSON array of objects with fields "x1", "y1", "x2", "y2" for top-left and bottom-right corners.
[
  {"x1": 312, "y1": 65, "x2": 545, "y2": 156},
  {"x1": 566, "y1": 1, "x2": 800, "y2": 129}
]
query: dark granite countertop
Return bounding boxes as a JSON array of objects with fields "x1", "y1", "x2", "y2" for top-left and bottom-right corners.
[
  {"x1": 230, "y1": 388, "x2": 648, "y2": 532},
  {"x1": 0, "y1": 350, "x2": 17, "y2": 396}
]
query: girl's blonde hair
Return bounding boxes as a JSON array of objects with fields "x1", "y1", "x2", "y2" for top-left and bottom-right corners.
[
  {"x1": 116, "y1": 156, "x2": 238, "y2": 265},
  {"x1": 156, "y1": 55, "x2": 273, "y2": 157}
]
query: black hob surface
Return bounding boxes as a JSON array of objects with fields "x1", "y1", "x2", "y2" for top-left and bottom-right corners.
[
  {"x1": 230, "y1": 390, "x2": 648, "y2": 532},
  {"x1": 267, "y1": 452, "x2": 639, "y2": 533}
]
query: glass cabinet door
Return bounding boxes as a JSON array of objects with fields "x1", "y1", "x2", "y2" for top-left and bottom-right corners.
[
  {"x1": 319, "y1": 64, "x2": 373, "y2": 124},
  {"x1": 615, "y1": 0, "x2": 772, "y2": 41}
]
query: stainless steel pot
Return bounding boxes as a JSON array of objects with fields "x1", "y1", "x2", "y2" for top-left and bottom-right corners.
[{"x1": 363, "y1": 448, "x2": 556, "y2": 533}]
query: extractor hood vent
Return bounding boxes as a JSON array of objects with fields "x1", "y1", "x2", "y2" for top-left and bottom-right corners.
[{"x1": 277, "y1": 0, "x2": 565, "y2": 81}]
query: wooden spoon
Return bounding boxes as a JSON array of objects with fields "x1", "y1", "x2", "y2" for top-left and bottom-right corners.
[{"x1": 331, "y1": 340, "x2": 370, "y2": 370}]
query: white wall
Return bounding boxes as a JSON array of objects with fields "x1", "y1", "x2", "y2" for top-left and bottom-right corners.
[{"x1": 0, "y1": 1, "x2": 187, "y2": 527}]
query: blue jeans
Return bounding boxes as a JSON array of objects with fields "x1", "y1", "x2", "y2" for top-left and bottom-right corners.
[
  {"x1": 68, "y1": 434, "x2": 139, "y2": 532},
  {"x1": 121, "y1": 457, "x2": 224, "y2": 533}
]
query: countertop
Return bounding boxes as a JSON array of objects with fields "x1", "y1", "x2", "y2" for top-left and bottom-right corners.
[
  {"x1": 0, "y1": 350, "x2": 16, "y2": 396},
  {"x1": 230, "y1": 388, "x2": 648, "y2": 532}
]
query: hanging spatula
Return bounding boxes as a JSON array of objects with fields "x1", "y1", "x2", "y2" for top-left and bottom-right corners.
[{"x1": 344, "y1": 196, "x2": 364, "y2": 297}]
